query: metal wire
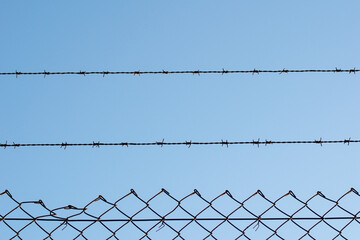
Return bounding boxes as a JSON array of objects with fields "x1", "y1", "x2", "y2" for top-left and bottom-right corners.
[
  {"x1": 0, "y1": 138, "x2": 358, "y2": 149},
  {"x1": 0, "y1": 189, "x2": 359, "y2": 239},
  {"x1": 0, "y1": 68, "x2": 358, "y2": 78}
]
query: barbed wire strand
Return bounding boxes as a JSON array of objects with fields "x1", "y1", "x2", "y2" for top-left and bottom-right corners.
[
  {"x1": 0, "y1": 68, "x2": 358, "y2": 78},
  {"x1": 0, "y1": 138, "x2": 358, "y2": 149},
  {"x1": 0, "y1": 189, "x2": 359, "y2": 239}
]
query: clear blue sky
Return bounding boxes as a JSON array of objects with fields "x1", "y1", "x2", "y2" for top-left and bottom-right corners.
[{"x1": 0, "y1": 0, "x2": 359, "y2": 239}]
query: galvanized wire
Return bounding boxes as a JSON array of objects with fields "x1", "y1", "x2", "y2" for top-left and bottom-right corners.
[
  {"x1": 0, "y1": 138, "x2": 358, "y2": 149},
  {"x1": 0, "y1": 68, "x2": 358, "y2": 78},
  {"x1": 0, "y1": 189, "x2": 359, "y2": 239}
]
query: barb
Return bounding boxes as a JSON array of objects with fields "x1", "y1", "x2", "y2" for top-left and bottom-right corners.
[
  {"x1": 92, "y1": 141, "x2": 100, "y2": 148},
  {"x1": 0, "y1": 138, "x2": 359, "y2": 149},
  {"x1": 221, "y1": 139, "x2": 229, "y2": 148},
  {"x1": 0, "y1": 189, "x2": 359, "y2": 239},
  {"x1": 0, "y1": 68, "x2": 358, "y2": 77}
]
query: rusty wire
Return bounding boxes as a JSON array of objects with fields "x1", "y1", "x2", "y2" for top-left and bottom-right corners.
[
  {"x1": 0, "y1": 138, "x2": 358, "y2": 149},
  {"x1": 0, "y1": 68, "x2": 358, "y2": 78},
  {"x1": 0, "y1": 189, "x2": 359, "y2": 239}
]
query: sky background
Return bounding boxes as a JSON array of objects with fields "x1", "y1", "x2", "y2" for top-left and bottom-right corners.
[{"x1": 0, "y1": 0, "x2": 359, "y2": 239}]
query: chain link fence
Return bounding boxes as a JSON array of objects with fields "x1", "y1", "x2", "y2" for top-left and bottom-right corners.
[{"x1": 1, "y1": 189, "x2": 359, "y2": 239}]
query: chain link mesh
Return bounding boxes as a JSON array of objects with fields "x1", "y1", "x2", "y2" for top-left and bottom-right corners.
[{"x1": 1, "y1": 189, "x2": 359, "y2": 239}]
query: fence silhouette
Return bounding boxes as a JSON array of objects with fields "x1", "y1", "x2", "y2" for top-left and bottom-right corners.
[
  {"x1": 0, "y1": 138, "x2": 359, "y2": 149},
  {"x1": 1, "y1": 189, "x2": 359, "y2": 239},
  {"x1": 0, "y1": 68, "x2": 358, "y2": 78}
]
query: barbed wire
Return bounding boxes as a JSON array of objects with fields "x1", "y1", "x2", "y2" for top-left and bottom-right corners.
[
  {"x1": 1, "y1": 189, "x2": 359, "y2": 239},
  {"x1": 0, "y1": 68, "x2": 358, "y2": 78},
  {"x1": 0, "y1": 138, "x2": 358, "y2": 149}
]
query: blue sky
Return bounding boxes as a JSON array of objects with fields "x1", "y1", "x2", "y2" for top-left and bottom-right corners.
[{"x1": 0, "y1": 0, "x2": 359, "y2": 239}]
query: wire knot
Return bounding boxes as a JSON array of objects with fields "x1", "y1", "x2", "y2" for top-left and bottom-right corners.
[
  {"x1": 61, "y1": 142, "x2": 68, "y2": 150},
  {"x1": 194, "y1": 189, "x2": 201, "y2": 197},
  {"x1": 225, "y1": 190, "x2": 233, "y2": 198},
  {"x1": 15, "y1": 70, "x2": 22, "y2": 78},
  {"x1": 257, "y1": 190, "x2": 265, "y2": 197},
  {"x1": 350, "y1": 188, "x2": 359, "y2": 195},
  {"x1": 130, "y1": 189, "x2": 138, "y2": 196},
  {"x1": 317, "y1": 191, "x2": 326, "y2": 198},
  {"x1": 193, "y1": 70, "x2": 200, "y2": 76},
  {"x1": 221, "y1": 139, "x2": 229, "y2": 148},
  {"x1": 161, "y1": 188, "x2": 170, "y2": 195},
  {"x1": 97, "y1": 195, "x2": 107, "y2": 201},
  {"x1": 2, "y1": 140, "x2": 8, "y2": 149},
  {"x1": 12, "y1": 142, "x2": 20, "y2": 149},
  {"x1": 43, "y1": 70, "x2": 50, "y2": 78},
  {"x1": 156, "y1": 139, "x2": 165, "y2": 147},
  {"x1": 252, "y1": 69, "x2": 260, "y2": 75},
  {"x1": 280, "y1": 68, "x2": 289, "y2": 74},
  {"x1": 287, "y1": 190, "x2": 296, "y2": 198},
  {"x1": 349, "y1": 68, "x2": 356, "y2": 74},
  {"x1": 253, "y1": 138, "x2": 260, "y2": 148},
  {"x1": 315, "y1": 138, "x2": 323, "y2": 146}
]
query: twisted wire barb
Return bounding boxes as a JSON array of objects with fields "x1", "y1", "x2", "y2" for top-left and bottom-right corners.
[
  {"x1": 0, "y1": 138, "x2": 358, "y2": 149},
  {"x1": 0, "y1": 68, "x2": 358, "y2": 77},
  {"x1": 0, "y1": 189, "x2": 359, "y2": 239}
]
